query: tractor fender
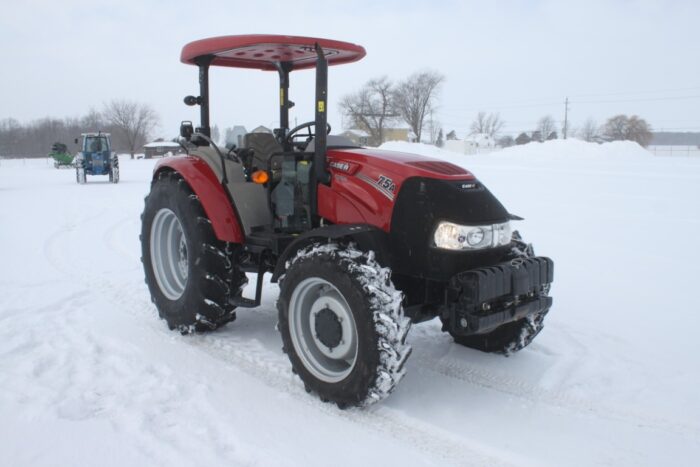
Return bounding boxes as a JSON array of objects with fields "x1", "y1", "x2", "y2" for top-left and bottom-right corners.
[
  {"x1": 271, "y1": 224, "x2": 391, "y2": 282},
  {"x1": 153, "y1": 156, "x2": 245, "y2": 243}
]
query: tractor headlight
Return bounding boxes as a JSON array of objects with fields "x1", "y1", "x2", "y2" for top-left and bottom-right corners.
[{"x1": 433, "y1": 221, "x2": 512, "y2": 250}]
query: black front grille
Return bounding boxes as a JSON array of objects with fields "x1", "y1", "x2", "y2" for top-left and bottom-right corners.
[{"x1": 390, "y1": 176, "x2": 511, "y2": 280}]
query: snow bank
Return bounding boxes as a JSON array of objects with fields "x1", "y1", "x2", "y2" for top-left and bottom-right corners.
[{"x1": 381, "y1": 138, "x2": 653, "y2": 160}]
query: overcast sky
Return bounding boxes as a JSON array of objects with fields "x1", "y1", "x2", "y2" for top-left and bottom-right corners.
[{"x1": 1, "y1": 0, "x2": 698, "y2": 140}]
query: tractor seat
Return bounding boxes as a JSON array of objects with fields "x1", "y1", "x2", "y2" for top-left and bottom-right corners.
[{"x1": 243, "y1": 132, "x2": 283, "y2": 171}]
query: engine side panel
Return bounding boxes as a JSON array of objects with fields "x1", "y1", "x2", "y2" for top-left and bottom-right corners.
[{"x1": 191, "y1": 147, "x2": 273, "y2": 235}]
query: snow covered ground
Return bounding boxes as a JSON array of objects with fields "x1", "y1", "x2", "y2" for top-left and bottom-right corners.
[{"x1": 1, "y1": 141, "x2": 699, "y2": 466}]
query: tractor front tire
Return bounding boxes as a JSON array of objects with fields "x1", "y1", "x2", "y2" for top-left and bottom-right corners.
[
  {"x1": 141, "y1": 170, "x2": 247, "y2": 333},
  {"x1": 278, "y1": 243, "x2": 411, "y2": 408},
  {"x1": 109, "y1": 158, "x2": 119, "y2": 183},
  {"x1": 444, "y1": 312, "x2": 547, "y2": 355}
]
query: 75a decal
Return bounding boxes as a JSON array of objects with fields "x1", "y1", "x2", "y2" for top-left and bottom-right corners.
[
  {"x1": 377, "y1": 175, "x2": 396, "y2": 193},
  {"x1": 357, "y1": 173, "x2": 397, "y2": 200}
]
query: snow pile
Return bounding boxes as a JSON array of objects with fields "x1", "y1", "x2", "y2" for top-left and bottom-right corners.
[{"x1": 381, "y1": 138, "x2": 653, "y2": 161}]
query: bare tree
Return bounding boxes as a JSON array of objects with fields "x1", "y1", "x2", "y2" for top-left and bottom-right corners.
[
  {"x1": 602, "y1": 115, "x2": 627, "y2": 140},
  {"x1": 580, "y1": 118, "x2": 599, "y2": 142},
  {"x1": 103, "y1": 100, "x2": 159, "y2": 158},
  {"x1": 81, "y1": 108, "x2": 107, "y2": 130},
  {"x1": 211, "y1": 124, "x2": 220, "y2": 145},
  {"x1": 0, "y1": 116, "x2": 89, "y2": 157},
  {"x1": 470, "y1": 111, "x2": 504, "y2": 138},
  {"x1": 497, "y1": 135, "x2": 515, "y2": 147},
  {"x1": 515, "y1": 132, "x2": 531, "y2": 145},
  {"x1": 425, "y1": 109, "x2": 441, "y2": 144},
  {"x1": 537, "y1": 115, "x2": 557, "y2": 142},
  {"x1": 392, "y1": 70, "x2": 445, "y2": 142},
  {"x1": 339, "y1": 76, "x2": 396, "y2": 146},
  {"x1": 601, "y1": 114, "x2": 652, "y2": 147},
  {"x1": 436, "y1": 128, "x2": 444, "y2": 148}
]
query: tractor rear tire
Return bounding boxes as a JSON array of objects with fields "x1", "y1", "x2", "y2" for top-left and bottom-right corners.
[
  {"x1": 278, "y1": 243, "x2": 411, "y2": 408},
  {"x1": 141, "y1": 170, "x2": 247, "y2": 333},
  {"x1": 76, "y1": 166, "x2": 86, "y2": 184}
]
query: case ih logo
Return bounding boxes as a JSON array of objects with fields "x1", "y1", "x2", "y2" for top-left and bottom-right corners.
[
  {"x1": 357, "y1": 173, "x2": 396, "y2": 200},
  {"x1": 329, "y1": 161, "x2": 351, "y2": 172}
]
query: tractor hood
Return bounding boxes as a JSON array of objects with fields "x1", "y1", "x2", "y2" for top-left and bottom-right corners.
[
  {"x1": 320, "y1": 147, "x2": 512, "y2": 279},
  {"x1": 327, "y1": 148, "x2": 476, "y2": 182},
  {"x1": 320, "y1": 147, "x2": 509, "y2": 233}
]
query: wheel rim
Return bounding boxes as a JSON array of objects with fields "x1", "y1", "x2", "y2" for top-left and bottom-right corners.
[
  {"x1": 150, "y1": 208, "x2": 188, "y2": 300},
  {"x1": 289, "y1": 277, "x2": 358, "y2": 383}
]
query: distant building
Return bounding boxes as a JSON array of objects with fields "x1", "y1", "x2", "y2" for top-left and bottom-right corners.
[
  {"x1": 143, "y1": 140, "x2": 183, "y2": 159},
  {"x1": 225, "y1": 125, "x2": 248, "y2": 149},
  {"x1": 650, "y1": 132, "x2": 700, "y2": 146},
  {"x1": 251, "y1": 125, "x2": 272, "y2": 134},
  {"x1": 383, "y1": 128, "x2": 412, "y2": 143},
  {"x1": 340, "y1": 129, "x2": 369, "y2": 146},
  {"x1": 340, "y1": 127, "x2": 412, "y2": 147},
  {"x1": 443, "y1": 133, "x2": 496, "y2": 155}
]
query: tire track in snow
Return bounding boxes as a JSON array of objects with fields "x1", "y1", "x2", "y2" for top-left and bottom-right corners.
[
  {"x1": 102, "y1": 213, "x2": 141, "y2": 264},
  {"x1": 42, "y1": 210, "x2": 107, "y2": 279},
  {"x1": 187, "y1": 325, "x2": 516, "y2": 467},
  {"x1": 103, "y1": 283, "x2": 515, "y2": 467},
  {"x1": 412, "y1": 344, "x2": 700, "y2": 441}
]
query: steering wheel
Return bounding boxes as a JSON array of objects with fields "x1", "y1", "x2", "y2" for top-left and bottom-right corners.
[{"x1": 285, "y1": 121, "x2": 332, "y2": 150}]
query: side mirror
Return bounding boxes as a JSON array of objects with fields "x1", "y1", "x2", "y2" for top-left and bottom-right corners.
[
  {"x1": 180, "y1": 121, "x2": 194, "y2": 141},
  {"x1": 183, "y1": 95, "x2": 202, "y2": 106},
  {"x1": 74, "y1": 138, "x2": 79, "y2": 145}
]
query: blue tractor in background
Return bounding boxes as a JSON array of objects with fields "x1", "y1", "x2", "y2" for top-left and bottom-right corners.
[{"x1": 74, "y1": 132, "x2": 119, "y2": 184}]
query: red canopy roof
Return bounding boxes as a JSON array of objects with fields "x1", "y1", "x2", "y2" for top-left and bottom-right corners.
[{"x1": 180, "y1": 35, "x2": 366, "y2": 71}]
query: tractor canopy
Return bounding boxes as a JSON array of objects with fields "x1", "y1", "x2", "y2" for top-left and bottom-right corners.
[
  {"x1": 179, "y1": 35, "x2": 366, "y2": 185},
  {"x1": 180, "y1": 35, "x2": 365, "y2": 71}
]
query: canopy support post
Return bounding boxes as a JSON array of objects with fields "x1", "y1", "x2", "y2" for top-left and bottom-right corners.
[
  {"x1": 277, "y1": 62, "x2": 293, "y2": 150},
  {"x1": 196, "y1": 55, "x2": 213, "y2": 138}
]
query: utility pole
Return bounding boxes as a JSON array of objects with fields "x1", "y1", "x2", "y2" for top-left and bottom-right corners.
[{"x1": 563, "y1": 97, "x2": 570, "y2": 139}]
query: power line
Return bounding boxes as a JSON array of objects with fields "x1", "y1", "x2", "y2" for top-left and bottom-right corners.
[
  {"x1": 440, "y1": 90, "x2": 700, "y2": 115},
  {"x1": 574, "y1": 95, "x2": 700, "y2": 104},
  {"x1": 568, "y1": 86, "x2": 700, "y2": 99}
]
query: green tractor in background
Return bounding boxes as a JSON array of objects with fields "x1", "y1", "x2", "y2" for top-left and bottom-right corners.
[{"x1": 49, "y1": 142, "x2": 74, "y2": 169}]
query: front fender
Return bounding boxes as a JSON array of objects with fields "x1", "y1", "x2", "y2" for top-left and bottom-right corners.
[
  {"x1": 271, "y1": 224, "x2": 391, "y2": 282},
  {"x1": 153, "y1": 155, "x2": 244, "y2": 243}
]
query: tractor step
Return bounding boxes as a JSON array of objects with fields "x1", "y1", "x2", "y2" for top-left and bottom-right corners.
[
  {"x1": 229, "y1": 297, "x2": 259, "y2": 308},
  {"x1": 245, "y1": 228, "x2": 295, "y2": 255},
  {"x1": 229, "y1": 261, "x2": 266, "y2": 308}
]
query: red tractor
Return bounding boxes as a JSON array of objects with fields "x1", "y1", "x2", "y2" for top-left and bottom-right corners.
[{"x1": 141, "y1": 35, "x2": 554, "y2": 408}]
